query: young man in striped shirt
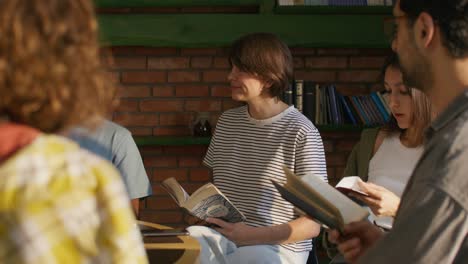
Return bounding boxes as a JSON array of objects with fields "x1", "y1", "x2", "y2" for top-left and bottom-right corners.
[{"x1": 188, "y1": 32, "x2": 328, "y2": 264}]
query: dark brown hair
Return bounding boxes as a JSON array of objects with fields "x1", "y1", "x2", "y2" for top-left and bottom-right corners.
[
  {"x1": 229, "y1": 32, "x2": 293, "y2": 99},
  {"x1": 400, "y1": 0, "x2": 468, "y2": 58},
  {"x1": 0, "y1": 0, "x2": 117, "y2": 133},
  {"x1": 381, "y1": 52, "x2": 432, "y2": 147}
]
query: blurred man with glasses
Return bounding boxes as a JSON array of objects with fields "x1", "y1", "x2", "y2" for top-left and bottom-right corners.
[{"x1": 329, "y1": 0, "x2": 468, "y2": 263}]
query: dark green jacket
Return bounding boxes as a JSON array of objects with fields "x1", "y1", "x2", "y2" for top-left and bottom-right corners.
[{"x1": 343, "y1": 127, "x2": 380, "y2": 181}]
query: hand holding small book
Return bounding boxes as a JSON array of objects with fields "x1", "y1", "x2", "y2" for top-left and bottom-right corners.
[
  {"x1": 328, "y1": 220, "x2": 384, "y2": 264},
  {"x1": 349, "y1": 182, "x2": 401, "y2": 217}
]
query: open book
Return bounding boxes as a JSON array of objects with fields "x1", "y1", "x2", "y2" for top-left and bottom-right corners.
[
  {"x1": 272, "y1": 167, "x2": 369, "y2": 233},
  {"x1": 161, "y1": 177, "x2": 246, "y2": 223},
  {"x1": 335, "y1": 176, "x2": 369, "y2": 196}
]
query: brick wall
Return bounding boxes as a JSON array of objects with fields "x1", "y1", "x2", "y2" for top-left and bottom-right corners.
[{"x1": 105, "y1": 46, "x2": 390, "y2": 226}]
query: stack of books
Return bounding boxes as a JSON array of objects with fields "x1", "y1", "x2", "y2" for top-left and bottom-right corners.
[{"x1": 283, "y1": 80, "x2": 391, "y2": 126}]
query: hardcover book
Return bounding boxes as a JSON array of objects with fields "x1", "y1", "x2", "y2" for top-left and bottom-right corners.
[
  {"x1": 273, "y1": 167, "x2": 369, "y2": 233},
  {"x1": 161, "y1": 177, "x2": 246, "y2": 223}
]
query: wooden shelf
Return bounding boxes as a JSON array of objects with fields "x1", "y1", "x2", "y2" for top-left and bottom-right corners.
[
  {"x1": 95, "y1": 0, "x2": 261, "y2": 8},
  {"x1": 316, "y1": 124, "x2": 375, "y2": 132},
  {"x1": 98, "y1": 13, "x2": 389, "y2": 48},
  {"x1": 133, "y1": 125, "x2": 372, "y2": 146},
  {"x1": 134, "y1": 136, "x2": 211, "y2": 146},
  {"x1": 274, "y1": 5, "x2": 392, "y2": 15}
]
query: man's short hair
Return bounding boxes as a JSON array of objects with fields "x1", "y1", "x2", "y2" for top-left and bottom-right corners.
[
  {"x1": 229, "y1": 33, "x2": 293, "y2": 98},
  {"x1": 399, "y1": 0, "x2": 468, "y2": 58}
]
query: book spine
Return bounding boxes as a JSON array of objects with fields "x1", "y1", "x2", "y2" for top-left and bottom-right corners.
[
  {"x1": 370, "y1": 92, "x2": 390, "y2": 122},
  {"x1": 328, "y1": 85, "x2": 340, "y2": 125},
  {"x1": 351, "y1": 96, "x2": 370, "y2": 125},
  {"x1": 295, "y1": 80, "x2": 304, "y2": 113},
  {"x1": 303, "y1": 81, "x2": 316, "y2": 123},
  {"x1": 315, "y1": 84, "x2": 321, "y2": 124},
  {"x1": 339, "y1": 93, "x2": 358, "y2": 125},
  {"x1": 283, "y1": 82, "x2": 294, "y2": 106}
]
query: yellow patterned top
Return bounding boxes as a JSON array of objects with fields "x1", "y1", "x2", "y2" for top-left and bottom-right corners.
[{"x1": 0, "y1": 135, "x2": 148, "y2": 264}]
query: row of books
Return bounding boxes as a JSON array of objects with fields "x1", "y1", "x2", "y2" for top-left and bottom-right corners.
[
  {"x1": 283, "y1": 80, "x2": 391, "y2": 126},
  {"x1": 278, "y1": 0, "x2": 394, "y2": 6}
]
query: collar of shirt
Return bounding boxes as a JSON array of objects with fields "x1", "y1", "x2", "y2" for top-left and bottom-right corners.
[{"x1": 426, "y1": 89, "x2": 468, "y2": 139}]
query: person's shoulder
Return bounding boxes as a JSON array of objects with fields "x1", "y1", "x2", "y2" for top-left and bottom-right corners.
[
  {"x1": 283, "y1": 107, "x2": 319, "y2": 133},
  {"x1": 100, "y1": 120, "x2": 131, "y2": 136},
  {"x1": 218, "y1": 105, "x2": 247, "y2": 122}
]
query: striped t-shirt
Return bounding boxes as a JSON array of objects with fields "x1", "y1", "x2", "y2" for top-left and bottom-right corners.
[{"x1": 204, "y1": 105, "x2": 328, "y2": 252}]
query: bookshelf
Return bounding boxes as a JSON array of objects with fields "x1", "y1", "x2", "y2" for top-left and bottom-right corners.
[{"x1": 96, "y1": 0, "x2": 392, "y2": 48}]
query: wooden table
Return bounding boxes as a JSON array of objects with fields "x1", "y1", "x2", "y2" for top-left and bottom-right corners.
[{"x1": 138, "y1": 221, "x2": 200, "y2": 264}]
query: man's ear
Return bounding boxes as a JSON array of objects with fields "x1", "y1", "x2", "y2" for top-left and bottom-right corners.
[{"x1": 415, "y1": 12, "x2": 436, "y2": 49}]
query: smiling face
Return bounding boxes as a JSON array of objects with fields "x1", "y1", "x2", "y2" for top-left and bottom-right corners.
[
  {"x1": 384, "y1": 66, "x2": 413, "y2": 129},
  {"x1": 227, "y1": 65, "x2": 270, "y2": 103}
]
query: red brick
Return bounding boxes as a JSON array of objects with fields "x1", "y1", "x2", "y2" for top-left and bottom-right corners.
[
  {"x1": 325, "y1": 153, "x2": 347, "y2": 166},
  {"x1": 148, "y1": 57, "x2": 189, "y2": 69},
  {"x1": 178, "y1": 156, "x2": 203, "y2": 167},
  {"x1": 168, "y1": 71, "x2": 200, "y2": 83},
  {"x1": 151, "y1": 185, "x2": 167, "y2": 196},
  {"x1": 119, "y1": 86, "x2": 151, "y2": 98},
  {"x1": 293, "y1": 57, "x2": 305, "y2": 69},
  {"x1": 222, "y1": 100, "x2": 243, "y2": 111},
  {"x1": 335, "y1": 167, "x2": 346, "y2": 180},
  {"x1": 121, "y1": 71, "x2": 166, "y2": 84},
  {"x1": 139, "y1": 211, "x2": 183, "y2": 225},
  {"x1": 152, "y1": 85, "x2": 174, "y2": 97},
  {"x1": 110, "y1": 47, "x2": 136, "y2": 55},
  {"x1": 189, "y1": 168, "x2": 212, "y2": 182},
  {"x1": 290, "y1": 47, "x2": 316, "y2": 55},
  {"x1": 140, "y1": 146, "x2": 164, "y2": 156},
  {"x1": 134, "y1": 47, "x2": 178, "y2": 56},
  {"x1": 357, "y1": 49, "x2": 390, "y2": 56},
  {"x1": 140, "y1": 100, "x2": 184, "y2": 112},
  {"x1": 108, "y1": 56, "x2": 146, "y2": 69},
  {"x1": 116, "y1": 99, "x2": 138, "y2": 112},
  {"x1": 181, "y1": 48, "x2": 221, "y2": 55},
  {"x1": 305, "y1": 57, "x2": 347, "y2": 69},
  {"x1": 211, "y1": 85, "x2": 232, "y2": 97},
  {"x1": 191, "y1": 57, "x2": 213, "y2": 68},
  {"x1": 213, "y1": 57, "x2": 230, "y2": 69},
  {"x1": 146, "y1": 196, "x2": 179, "y2": 210},
  {"x1": 323, "y1": 140, "x2": 334, "y2": 153},
  {"x1": 370, "y1": 83, "x2": 384, "y2": 92},
  {"x1": 113, "y1": 113, "x2": 158, "y2": 126},
  {"x1": 185, "y1": 99, "x2": 221, "y2": 112},
  {"x1": 294, "y1": 70, "x2": 336, "y2": 82},
  {"x1": 350, "y1": 56, "x2": 386, "y2": 69},
  {"x1": 317, "y1": 48, "x2": 360, "y2": 56},
  {"x1": 338, "y1": 70, "x2": 380, "y2": 82},
  {"x1": 153, "y1": 126, "x2": 191, "y2": 136},
  {"x1": 144, "y1": 156, "x2": 178, "y2": 167},
  {"x1": 160, "y1": 113, "x2": 193, "y2": 127},
  {"x1": 128, "y1": 127, "x2": 152, "y2": 136},
  {"x1": 152, "y1": 168, "x2": 188, "y2": 182},
  {"x1": 327, "y1": 167, "x2": 336, "y2": 182},
  {"x1": 175, "y1": 85, "x2": 210, "y2": 97},
  {"x1": 203, "y1": 70, "x2": 229, "y2": 82}
]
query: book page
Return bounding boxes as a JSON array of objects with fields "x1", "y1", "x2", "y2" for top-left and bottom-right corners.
[
  {"x1": 160, "y1": 177, "x2": 190, "y2": 205},
  {"x1": 335, "y1": 176, "x2": 369, "y2": 196},
  {"x1": 283, "y1": 167, "x2": 369, "y2": 226},
  {"x1": 184, "y1": 183, "x2": 246, "y2": 223}
]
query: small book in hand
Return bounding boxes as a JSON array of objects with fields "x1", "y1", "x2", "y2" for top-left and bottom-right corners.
[
  {"x1": 272, "y1": 166, "x2": 369, "y2": 233},
  {"x1": 161, "y1": 177, "x2": 246, "y2": 223},
  {"x1": 335, "y1": 176, "x2": 369, "y2": 196}
]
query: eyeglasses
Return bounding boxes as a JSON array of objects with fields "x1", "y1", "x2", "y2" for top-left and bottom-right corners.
[{"x1": 383, "y1": 15, "x2": 407, "y2": 44}]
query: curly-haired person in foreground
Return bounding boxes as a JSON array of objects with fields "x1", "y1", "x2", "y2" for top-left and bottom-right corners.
[{"x1": 0, "y1": 0, "x2": 147, "y2": 263}]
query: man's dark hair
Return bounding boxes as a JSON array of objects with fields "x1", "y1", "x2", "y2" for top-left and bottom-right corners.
[
  {"x1": 399, "y1": 0, "x2": 468, "y2": 58},
  {"x1": 229, "y1": 32, "x2": 293, "y2": 98}
]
